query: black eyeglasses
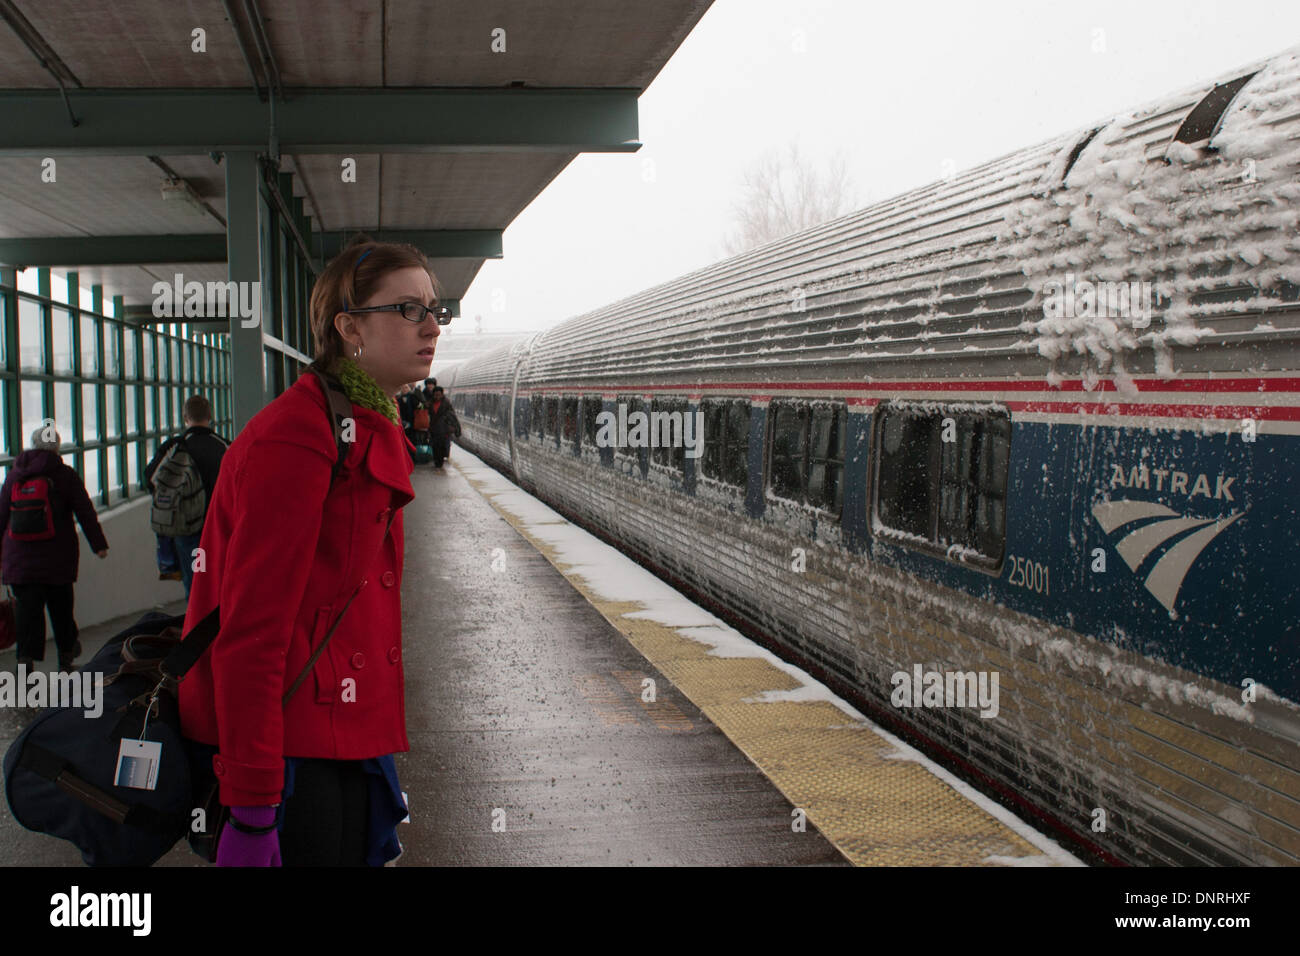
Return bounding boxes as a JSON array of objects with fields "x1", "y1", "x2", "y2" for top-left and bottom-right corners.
[{"x1": 347, "y1": 302, "x2": 453, "y2": 325}]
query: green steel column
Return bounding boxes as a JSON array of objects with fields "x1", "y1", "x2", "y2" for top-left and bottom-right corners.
[
  {"x1": 131, "y1": 310, "x2": 146, "y2": 496},
  {"x1": 37, "y1": 268, "x2": 54, "y2": 449},
  {"x1": 67, "y1": 272, "x2": 83, "y2": 478},
  {"x1": 92, "y1": 285, "x2": 108, "y2": 507},
  {"x1": 114, "y1": 294, "x2": 131, "y2": 501},
  {"x1": 0, "y1": 268, "x2": 19, "y2": 462},
  {"x1": 225, "y1": 151, "x2": 268, "y2": 431}
]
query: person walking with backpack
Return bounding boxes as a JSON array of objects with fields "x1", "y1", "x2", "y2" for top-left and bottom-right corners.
[
  {"x1": 427, "y1": 386, "x2": 462, "y2": 470},
  {"x1": 179, "y1": 237, "x2": 446, "y2": 866},
  {"x1": 144, "y1": 396, "x2": 229, "y2": 600},
  {"x1": 0, "y1": 428, "x2": 109, "y2": 671}
]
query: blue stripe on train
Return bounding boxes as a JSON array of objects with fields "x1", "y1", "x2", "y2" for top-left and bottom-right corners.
[{"x1": 849, "y1": 418, "x2": 1298, "y2": 704}]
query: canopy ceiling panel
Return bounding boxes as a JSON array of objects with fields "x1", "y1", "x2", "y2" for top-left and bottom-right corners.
[
  {"x1": 0, "y1": 156, "x2": 226, "y2": 237},
  {"x1": 0, "y1": 0, "x2": 713, "y2": 310}
]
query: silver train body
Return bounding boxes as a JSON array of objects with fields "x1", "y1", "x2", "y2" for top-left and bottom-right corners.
[{"x1": 445, "y1": 49, "x2": 1300, "y2": 865}]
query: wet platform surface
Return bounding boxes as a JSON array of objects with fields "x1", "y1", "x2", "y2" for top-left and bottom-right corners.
[{"x1": 0, "y1": 454, "x2": 846, "y2": 867}]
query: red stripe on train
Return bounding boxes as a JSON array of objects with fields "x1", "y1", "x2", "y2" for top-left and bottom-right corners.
[
  {"x1": 513, "y1": 377, "x2": 1300, "y2": 395},
  {"x1": 1008, "y1": 401, "x2": 1300, "y2": 420}
]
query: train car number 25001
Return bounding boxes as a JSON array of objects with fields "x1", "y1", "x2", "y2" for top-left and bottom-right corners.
[{"x1": 1005, "y1": 555, "x2": 1050, "y2": 595}]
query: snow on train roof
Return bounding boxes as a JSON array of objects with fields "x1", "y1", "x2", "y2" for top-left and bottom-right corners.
[
  {"x1": 1003, "y1": 48, "x2": 1300, "y2": 390},
  {"x1": 455, "y1": 46, "x2": 1300, "y2": 392}
]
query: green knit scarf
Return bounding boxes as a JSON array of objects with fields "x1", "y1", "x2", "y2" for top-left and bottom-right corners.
[{"x1": 327, "y1": 356, "x2": 401, "y2": 427}]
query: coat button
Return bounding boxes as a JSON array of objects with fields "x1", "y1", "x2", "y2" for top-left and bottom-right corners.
[
  {"x1": 388, "y1": 646, "x2": 400, "y2": 664},
  {"x1": 381, "y1": 571, "x2": 396, "y2": 588},
  {"x1": 213, "y1": 757, "x2": 226, "y2": 776},
  {"x1": 351, "y1": 652, "x2": 365, "y2": 670}
]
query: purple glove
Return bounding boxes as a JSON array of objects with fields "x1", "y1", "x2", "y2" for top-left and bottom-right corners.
[{"x1": 215, "y1": 805, "x2": 282, "y2": 867}]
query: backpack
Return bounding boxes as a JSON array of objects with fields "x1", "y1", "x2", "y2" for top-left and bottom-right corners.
[
  {"x1": 8, "y1": 475, "x2": 56, "y2": 541},
  {"x1": 413, "y1": 404, "x2": 431, "y2": 431},
  {"x1": 149, "y1": 438, "x2": 207, "y2": 537}
]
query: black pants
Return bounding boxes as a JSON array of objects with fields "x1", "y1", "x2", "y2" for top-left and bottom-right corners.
[
  {"x1": 10, "y1": 582, "x2": 77, "y2": 663},
  {"x1": 432, "y1": 435, "x2": 452, "y2": 467},
  {"x1": 279, "y1": 759, "x2": 371, "y2": 867}
]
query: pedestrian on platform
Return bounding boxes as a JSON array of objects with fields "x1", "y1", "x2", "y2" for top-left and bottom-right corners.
[
  {"x1": 144, "y1": 395, "x2": 228, "y2": 599},
  {"x1": 178, "y1": 237, "x2": 443, "y2": 866},
  {"x1": 0, "y1": 427, "x2": 108, "y2": 671},
  {"x1": 427, "y1": 386, "x2": 462, "y2": 470}
]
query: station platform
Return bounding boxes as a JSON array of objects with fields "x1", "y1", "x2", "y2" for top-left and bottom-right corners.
[{"x1": 0, "y1": 448, "x2": 1080, "y2": 867}]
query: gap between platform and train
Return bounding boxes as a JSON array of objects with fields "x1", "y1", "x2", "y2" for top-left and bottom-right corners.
[{"x1": 449, "y1": 451, "x2": 1083, "y2": 868}]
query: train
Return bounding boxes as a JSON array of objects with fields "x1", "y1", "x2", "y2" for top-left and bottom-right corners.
[{"x1": 443, "y1": 47, "x2": 1300, "y2": 866}]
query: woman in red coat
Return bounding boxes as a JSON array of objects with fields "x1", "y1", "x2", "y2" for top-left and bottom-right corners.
[{"x1": 178, "y1": 239, "x2": 445, "y2": 866}]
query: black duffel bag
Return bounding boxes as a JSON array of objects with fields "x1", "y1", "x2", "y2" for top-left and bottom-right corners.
[
  {"x1": 2, "y1": 369, "x2": 391, "y2": 867},
  {"x1": 3, "y1": 610, "x2": 195, "y2": 866}
]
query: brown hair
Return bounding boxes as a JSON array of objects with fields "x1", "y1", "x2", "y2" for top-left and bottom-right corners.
[
  {"x1": 307, "y1": 235, "x2": 440, "y2": 370},
  {"x1": 183, "y1": 394, "x2": 213, "y2": 423}
]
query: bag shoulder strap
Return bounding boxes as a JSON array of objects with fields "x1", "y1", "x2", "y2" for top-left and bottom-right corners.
[{"x1": 309, "y1": 366, "x2": 354, "y2": 484}]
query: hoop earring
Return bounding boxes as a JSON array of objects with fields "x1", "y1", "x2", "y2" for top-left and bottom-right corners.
[{"x1": 355, "y1": 343, "x2": 364, "y2": 361}]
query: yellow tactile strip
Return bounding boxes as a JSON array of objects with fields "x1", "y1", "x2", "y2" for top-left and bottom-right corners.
[{"x1": 458, "y1": 466, "x2": 1064, "y2": 866}]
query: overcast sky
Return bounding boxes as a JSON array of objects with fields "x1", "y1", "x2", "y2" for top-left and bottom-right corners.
[{"x1": 445, "y1": 0, "x2": 1300, "y2": 345}]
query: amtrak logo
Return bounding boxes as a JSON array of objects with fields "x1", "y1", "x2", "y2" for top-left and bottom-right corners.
[{"x1": 1092, "y1": 500, "x2": 1241, "y2": 613}]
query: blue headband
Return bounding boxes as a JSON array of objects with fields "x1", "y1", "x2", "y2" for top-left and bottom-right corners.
[{"x1": 342, "y1": 247, "x2": 374, "y2": 311}]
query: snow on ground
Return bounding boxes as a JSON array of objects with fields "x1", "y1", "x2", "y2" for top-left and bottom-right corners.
[{"x1": 453, "y1": 449, "x2": 1084, "y2": 866}]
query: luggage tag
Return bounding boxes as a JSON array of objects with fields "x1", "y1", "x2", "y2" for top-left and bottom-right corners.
[
  {"x1": 114, "y1": 739, "x2": 161, "y2": 790},
  {"x1": 114, "y1": 681, "x2": 164, "y2": 791}
]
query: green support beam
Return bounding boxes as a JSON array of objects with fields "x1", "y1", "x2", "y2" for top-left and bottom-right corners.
[
  {"x1": 92, "y1": 284, "x2": 109, "y2": 506},
  {"x1": 67, "y1": 271, "x2": 83, "y2": 480},
  {"x1": 225, "y1": 151, "x2": 268, "y2": 432},
  {"x1": 38, "y1": 268, "x2": 53, "y2": 449},
  {"x1": 0, "y1": 234, "x2": 227, "y2": 267},
  {"x1": 319, "y1": 230, "x2": 503, "y2": 260},
  {"x1": 0, "y1": 267, "x2": 19, "y2": 463},
  {"x1": 0, "y1": 230, "x2": 503, "y2": 267},
  {"x1": 0, "y1": 89, "x2": 640, "y2": 155}
]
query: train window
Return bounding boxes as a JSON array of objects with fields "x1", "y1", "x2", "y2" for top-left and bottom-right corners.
[
  {"x1": 872, "y1": 402, "x2": 1010, "y2": 569},
  {"x1": 581, "y1": 397, "x2": 602, "y2": 448},
  {"x1": 808, "y1": 405, "x2": 846, "y2": 513},
  {"x1": 649, "y1": 398, "x2": 687, "y2": 472},
  {"x1": 701, "y1": 399, "x2": 750, "y2": 489},
  {"x1": 544, "y1": 397, "x2": 559, "y2": 441},
  {"x1": 613, "y1": 395, "x2": 648, "y2": 477},
  {"x1": 515, "y1": 394, "x2": 528, "y2": 439},
  {"x1": 767, "y1": 401, "x2": 845, "y2": 516},
  {"x1": 1173, "y1": 72, "x2": 1256, "y2": 145},
  {"x1": 1061, "y1": 126, "x2": 1102, "y2": 186},
  {"x1": 530, "y1": 396, "x2": 543, "y2": 439},
  {"x1": 561, "y1": 397, "x2": 579, "y2": 450}
]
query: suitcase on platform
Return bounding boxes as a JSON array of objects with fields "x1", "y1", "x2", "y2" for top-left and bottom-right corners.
[{"x1": 408, "y1": 428, "x2": 434, "y2": 463}]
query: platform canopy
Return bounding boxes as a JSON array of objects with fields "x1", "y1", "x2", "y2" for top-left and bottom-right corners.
[{"x1": 0, "y1": 0, "x2": 710, "y2": 425}]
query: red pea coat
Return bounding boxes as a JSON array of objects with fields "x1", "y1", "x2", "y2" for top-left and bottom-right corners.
[{"x1": 178, "y1": 370, "x2": 415, "y2": 806}]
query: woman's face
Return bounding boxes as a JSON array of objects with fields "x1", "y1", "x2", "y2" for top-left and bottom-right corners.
[{"x1": 335, "y1": 265, "x2": 440, "y2": 396}]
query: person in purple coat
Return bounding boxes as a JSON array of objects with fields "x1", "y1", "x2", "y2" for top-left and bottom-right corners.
[{"x1": 0, "y1": 428, "x2": 109, "y2": 671}]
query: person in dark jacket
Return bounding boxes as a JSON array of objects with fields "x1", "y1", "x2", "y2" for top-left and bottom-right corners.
[
  {"x1": 427, "y1": 386, "x2": 462, "y2": 470},
  {"x1": 144, "y1": 395, "x2": 229, "y2": 600},
  {"x1": 397, "y1": 383, "x2": 415, "y2": 430},
  {"x1": 0, "y1": 427, "x2": 109, "y2": 671}
]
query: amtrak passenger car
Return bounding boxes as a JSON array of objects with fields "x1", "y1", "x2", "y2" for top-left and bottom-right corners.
[{"x1": 447, "y1": 49, "x2": 1300, "y2": 866}]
